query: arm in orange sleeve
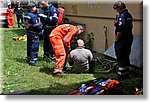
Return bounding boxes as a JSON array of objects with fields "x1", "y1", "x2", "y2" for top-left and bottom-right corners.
[{"x1": 63, "y1": 28, "x2": 78, "y2": 49}]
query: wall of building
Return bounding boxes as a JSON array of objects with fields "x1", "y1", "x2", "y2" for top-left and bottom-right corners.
[{"x1": 60, "y1": 0, "x2": 143, "y2": 53}]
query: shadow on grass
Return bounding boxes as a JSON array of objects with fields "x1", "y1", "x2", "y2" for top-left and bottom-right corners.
[
  {"x1": 7, "y1": 80, "x2": 91, "y2": 95},
  {"x1": 3, "y1": 28, "x2": 27, "y2": 36},
  {"x1": 6, "y1": 74, "x2": 124, "y2": 95},
  {"x1": 13, "y1": 57, "x2": 27, "y2": 64},
  {"x1": 4, "y1": 70, "x2": 143, "y2": 95},
  {"x1": 13, "y1": 56, "x2": 52, "y2": 65},
  {"x1": 39, "y1": 66, "x2": 53, "y2": 75}
]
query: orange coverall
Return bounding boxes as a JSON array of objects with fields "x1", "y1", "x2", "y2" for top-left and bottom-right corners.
[
  {"x1": 57, "y1": 7, "x2": 65, "y2": 25},
  {"x1": 49, "y1": 24, "x2": 78, "y2": 73},
  {"x1": 6, "y1": 8, "x2": 14, "y2": 28}
]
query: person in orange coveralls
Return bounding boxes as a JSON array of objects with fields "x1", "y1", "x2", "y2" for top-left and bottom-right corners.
[
  {"x1": 6, "y1": 3, "x2": 14, "y2": 28},
  {"x1": 49, "y1": 24, "x2": 84, "y2": 76}
]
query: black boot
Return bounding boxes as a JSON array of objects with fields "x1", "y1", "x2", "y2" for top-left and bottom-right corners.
[
  {"x1": 51, "y1": 55, "x2": 55, "y2": 60},
  {"x1": 29, "y1": 60, "x2": 40, "y2": 66},
  {"x1": 26, "y1": 57, "x2": 31, "y2": 63}
]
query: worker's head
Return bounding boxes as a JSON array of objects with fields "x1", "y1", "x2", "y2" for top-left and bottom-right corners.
[
  {"x1": 76, "y1": 25, "x2": 84, "y2": 34},
  {"x1": 113, "y1": 1, "x2": 126, "y2": 13},
  {"x1": 16, "y1": 0, "x2": 20, "y2": 4},
  {"x1": 28, "y1": 3, "x2": 36, "y2": 12},
  {"x1": 41, "y1": 1, "x2": 49, "y2": 8},
  {"x1": 8, "y1": 3, "x2": 11, "y2": 8},
  {"x1": 77, "y1": 39, "x2": 85, "y2": 47}
]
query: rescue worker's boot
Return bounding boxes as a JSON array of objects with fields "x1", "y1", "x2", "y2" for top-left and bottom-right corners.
[
  {"x1": 51, "y1": 54, "x2": 56, "y2": 61},
  {"x1": 43, "y1": 55, "x2": 49, "y2": 59},
  {"x1": 29, "y1": 59, "x2": 40, "y2": 66},
  {"x1": 43, "y1": 52, "x2": 50, "y2": 59},
  {"x1": 52, "y1": 66, "x2": 63, "y2": 77},
  {"x1": 62, "y1": 67, "x2": 67, "y2": 73},
  {"x1": 26, "y1": 57, "x2": 31, "y2": 63},
  {"x1": 117, "y1": 67, "x2": 129, "y2": 80}
]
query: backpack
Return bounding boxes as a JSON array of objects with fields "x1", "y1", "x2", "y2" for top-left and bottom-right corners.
[{"x1": 57, "y1": 7, "x2": 65, "y2": 25}]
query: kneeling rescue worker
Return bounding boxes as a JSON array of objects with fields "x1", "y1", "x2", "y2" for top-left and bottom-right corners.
[{"x1": 49, "y1": 24, "x2": 84, "y2": 76}]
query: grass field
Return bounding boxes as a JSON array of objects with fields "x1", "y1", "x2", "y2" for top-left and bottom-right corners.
[{"x1": 0, "y1": 27, "x2": 143, "y2": 95}]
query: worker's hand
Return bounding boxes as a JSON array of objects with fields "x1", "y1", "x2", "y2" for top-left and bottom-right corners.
[
  {"x1": 114, "y1": 21, "x2": 117, "y2": 26},
  {"x1": 49, "y1": 17, "x2": 52, "y2": 21},
  {"x1": 115, "y1": 35, "x2": 118, "y2": 41},
  {"x1": 69, "y1": 48, "x2": 71, "y2": 52}
]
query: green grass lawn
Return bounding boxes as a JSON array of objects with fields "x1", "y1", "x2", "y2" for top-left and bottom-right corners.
[{"x1": 0, "y1": 28, "x2": 143, "y2": 95}]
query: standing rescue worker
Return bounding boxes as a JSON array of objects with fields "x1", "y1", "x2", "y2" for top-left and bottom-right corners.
[
  {"x1": 24, "y1": 3, "x2": 43, "y2": 66},
  {"x1": 113, "y1": 1, "x2": 133, "y2": 79},
  {"x1": 39, "y1": 1, "x2": 59, "y2": 60},
  {"x1": 14, "y1": 0, "x2": 24, "y2": 28},
  {"x1": 6, "y1": 3, "x2": 14, "y2": 28},
  {"x1": 49, "y1": 24, "x2": 84, "y2": 76}
]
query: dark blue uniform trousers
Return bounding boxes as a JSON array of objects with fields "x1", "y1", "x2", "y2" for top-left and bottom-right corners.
[
  {"x1": 43, "y1": 28, "x2": 55, "y2": 57},
  {"x1": 27, "y1": 32, "x2": 39, "y2": 62}
]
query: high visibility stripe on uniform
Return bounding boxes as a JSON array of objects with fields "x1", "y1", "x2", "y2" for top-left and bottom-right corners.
[
  {"x1": 118, "y1": 66, "x2": 129, "y2": 76},
  {"x1": 24, "y1": 16, "x2": 31, "y2": 19},
  {"x1": 63, "y1": 24, "x2": 71, "y2": 42},
  {"x1": 118, "y1": 67, "x2": 128, "y2": 71},
  {"x1": 53, "y1": 13, "x2": 58, "y2": 19},
  {"x1": 66, "y1": 24, "x2": 70, "y2": 32},
  {"x1": 33, "y1": 58, "x2": 37, "y2": 61},
  {"x1": 54, "y1": 68, "x2": 63, "y2": 73},
  {"x1": 63, "y1": 34, "x2": 68, "y2": 42},
  {"x1": 117, "y1": 71, "x2": 129, "y2": 76}
]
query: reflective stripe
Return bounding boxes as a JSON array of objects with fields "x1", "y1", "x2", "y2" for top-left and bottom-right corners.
[
  {"x1": 117, "y1": 71, "x2": 126, "y2": 76},
  {"x1": 49, "y1": 33, "x2": 53, "y2": 37},
  {"x1": 53, "y1": 13, "x2": 58, "y2": 19},
  {"x1": 24, "y1": 16, "x2": 31, "y2": 19},
  {"x1": 33, "y1": 58, "x2": 37, "y2": 61},
  {"x1": 53, "y1": 16, "x2": 58, "y2": 19},
  {"x1": 63, "y1": 24, "x2": 71, "y2": 42},
  {"x1": 33, "y1": 23, "x2": 41, "y2": 27},
  {"x1": 50, "y1": 16, "x2": 52, "y2": 20},
  {"x1": 119, "y1": 67, "x2": 128, "y2": 71},
  {"x1": 54, "y1": 67, "x2": 63, "y2": 73},
  {"x1": 66, "y1": 24, "x2": 70, "y2": 32},
  {"x1": 63, "y1": 34, "x2": 68, "y2": 42},
  {"x1": 117, "y1": 71, "x2": 129, "y2": 76}
]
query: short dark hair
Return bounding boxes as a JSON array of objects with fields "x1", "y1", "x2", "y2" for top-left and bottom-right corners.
[{"x1": 113, "y1": 1, "x2": 126, "y2": 10}]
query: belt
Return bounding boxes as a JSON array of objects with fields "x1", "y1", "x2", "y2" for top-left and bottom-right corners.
[
  {"x1": 28, "y1": 30, "x2": 39, "y2": 35},
  {"x1": 44, "y1": 26, "x2": 56, "y2": 29}
]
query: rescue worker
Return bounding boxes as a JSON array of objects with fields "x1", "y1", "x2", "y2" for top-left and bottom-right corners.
[
  {"x1": 39, "y1": 1, "x2": 59, "y2": 60},
  {"x1": 113, "y1": 1, "x2": 133, "y2": 79},
  {"x1": 69, "y1": 39, "x2": 94, "y2": 73},
  {"x1": 57, "y1": 7, "x2": 65, "y2": 25},
  {"x1": 14, "y1": 0, "x2": 24, "y2": 28},
  {"x1": 6, "y1": 3, "x2": 14, "y2": 28},
  {"x1": 49, "y1": 24, "x2": 84, "y2": 76},
  {"x1": 24, "y1": 3, "x2": 43, "y2": 66}
]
